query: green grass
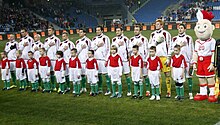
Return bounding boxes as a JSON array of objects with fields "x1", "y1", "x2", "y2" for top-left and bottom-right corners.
[{"x1": 0, "y1": 29, "x2": 220, "y2": 125}]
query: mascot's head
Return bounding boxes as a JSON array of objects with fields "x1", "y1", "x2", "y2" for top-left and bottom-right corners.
[{"x1": 194, "y1": 10, "x2": 215, "y2": 41}]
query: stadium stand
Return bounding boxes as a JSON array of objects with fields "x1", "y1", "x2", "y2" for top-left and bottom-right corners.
[
  {"x1": 0, "y1": 7, "x2": 48, "y2": 32},
  {"x1": 29, "y1": 1, "x2": 97, "y2": 29},
  {"x1": 133, "y1": 0, "x2": 181, "y2": 23},
  {"x1": 164, "y1": 0, "x2": 220, "y2": 22}
]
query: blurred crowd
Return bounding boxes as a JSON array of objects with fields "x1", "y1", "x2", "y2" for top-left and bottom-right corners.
[
  {"x1": 0, "y1": 7, "x2": 48, "y2": 32},
  {"x1": 29, "y1": 1, "x2": 81, "y2": 29},
  {"x1": 163, "y1": 0, "x2": 218, "y2": 21}
]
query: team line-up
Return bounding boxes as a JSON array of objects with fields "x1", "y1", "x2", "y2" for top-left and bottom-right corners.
[{"x1": 1, "y1": 19, "x2": 217, "y2": 102}]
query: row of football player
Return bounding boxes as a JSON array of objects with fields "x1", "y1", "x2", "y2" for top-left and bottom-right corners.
[
  {"x1": 1, "y1": 42, "x2": 187, "y2": 101},
  {"x1": 2, "y1": 20, "x2": 194, "y2": 100}
]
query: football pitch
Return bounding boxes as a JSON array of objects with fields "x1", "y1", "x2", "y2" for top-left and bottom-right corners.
[{"x1": 0, "y1": 29, "x2": 220, "y2": 125}]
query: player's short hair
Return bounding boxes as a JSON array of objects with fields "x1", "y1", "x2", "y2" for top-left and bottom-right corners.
[
  {"x1": 111, "y1": 45, "x2": 118, "y2": 52},
  {"x1": 40, "y1": 48, "x2": 46, "y2": 52},
  {"x1": 96, "y1": 25, "x2": 103, "y2": 31},
  {"x1": 20, "y1": 28, "x2": 27, "y2": 32},
  {"x1": 174, "y1": 44, "x2": 181, "y2": 50},
  {"x1": 71, "y1": 48, "x2": 77, "y2": 53},
  {"x1": 62, "y1": 31, "x2": 69, "y2": 36},
  {"x1": 28, "y1": 51, "x2": 34, "y2": 54},
  {"x1": 88, "y1": 50, "x2": 94, "y2": 55},
  {"x1": 48, "y1": 25, "x2": 55, "y2": 31},
  {"x1": 79, "y1": 28, "x2": 87, "y2": 33},
  {"x1": 149, "y1": 46, "x2": 156, "y2": 51},
  {"x1": 115, "y1": 27, "x2": 123, "y2": 31},
  {"x1": 56, "y1": 51, "x2": 63, "y2": 57},
  {"x1": 1, "y1": 51, "x2": 7, "y2": 56},
  {"x1": 132, "y1": 45, "x2": 139, "y2": 50},
  {"x1": 179, "y1": 23, "x2": 186, "y2": 29},
  {"x1": 17, "y1": 50, "x2": 22, "y2": 55},
  {"x1": 156, "y1": 19, "x2": 164, "y2": 25},
  {"x1": 134, "y1": 23, "x2": 142, "y2": 31}
]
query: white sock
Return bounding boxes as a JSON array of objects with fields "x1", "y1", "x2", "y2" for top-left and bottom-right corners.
[
  {"x1": 200, "y1": 86, "x2": 207, "y2": 95},
  {"x1": 209, "y1": 87, "x2": 215, "y2": 96}
]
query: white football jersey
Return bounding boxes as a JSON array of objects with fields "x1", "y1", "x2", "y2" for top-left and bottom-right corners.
[
  {"x1": 91, "y1": 33, "x2": 110, "y2": 61},
  {"x1": 149, "y1": 28, "x2": 172, "y2": 57},
  {"x1": 130, "y1": 34, "x2": 148, "y2": 62},
  {"x1": 76, "y1": 36, "x2": 91, "y2": 64},
  {"x1": 5, "y1": 40, "x2": 18, "y2": 60},
  {"x1": 19, "y1": 35, "x2": 34, "y2": 60},
  {"x1": 111, "y1": 34, "x2": 131, "y2": 62},
  {"x1": 31, "y1": 41, "x2": 43, "y2": 62},
  {"x1": 58, "y1": 39, "x2": 75, "y2": 63},
  {"x1": 172, "y1": 33, "x2": 194, "y2": 63},
  {"x1": 44, "y1": 34, "x2": 61, "y2": 60}
]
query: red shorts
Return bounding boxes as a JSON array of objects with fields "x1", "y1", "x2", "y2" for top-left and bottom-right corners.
[{"x1": 196, "y1": 56, "x2": 215, "y2": 77}]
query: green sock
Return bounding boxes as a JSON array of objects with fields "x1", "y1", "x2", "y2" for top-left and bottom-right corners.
[
  {"x1": 105, "y1": 75, "x2": 111, "y2": 91},
  {"x1": 43, "y1": 82, "x2": 47, "y2": 90},
  {"x1": 188, "y1": 78, "x2": 193, "y2": 93},
  {"x1": 7, "y1": 80, "x2": 10, "y2": 88},
  {"x1": 151, "y1": 87, "x2": 155, "y2": 95},
  {"x1": 18, "y1": 81, "x2": 21, "y2": 88},
  {"x1": 112, "y1": 83, "x2": 116, "y2": 95},
  {"x1": 95, "y1": 84, "x2": 98, "y2": 93},
  {"x1": 118, "y1": 83, "x2": 122, "y2": 95},
  {"x1": 65, "y1": 76, "x2": 70, "y2": 89},
  {"x1": 139, "y1": 83, "x2": 143, "y2": 96},
  {"x1": 145, "y1": 77, "x2": 150, "y2": 91},
  {"x1": 134, "y1": 83, "x2": 138, "y2": 95},
  {"x1": 61, "y1": 83, "x2": 65, "y2": 92},
  {"x1": 98, "y1": 74, "x2": 103, "y2": 91},
  {"x1": 91, "y1": 84, "x2": 95, "y2": 93},
  {"x1": 51, "y1": 75, "x2": 56, "y2": 89},
  {"x1": 180, "y1": 86, "x2": 184, "y2": 97},
  {"x1": 155, "y1": 87, "x2": 160, "y2": 96},
  {"x1": 32, "y1": 82, "x2": 35, "y2": 90},
  {"x1": 35, "y1": 81, "x2": 39, "y2": 90},
  {"x1": 22, "y1": 79, "x2": 27, "y2": 88},
  {"x1": 3, "y1": 80, "x2": 7, "y2": 88},
  {"x1": 74, "y1": 83, "x2": 77, "y2": 94},
  {"x1": 77, "y1": 83, "x2": 80, "y2": 94},
  {"x1": 126, "y1": 77, "x2": 131, "y2": 92},
  {"x1": 176, "y1": 86, "x2": 180, "y2": 96},
  {"x1": 59, "y1": 84, "x2": 62, "y2": 92},
  {"x1": 47, "y1": 82, "x2": 51, "y2": 91},
  {"x1": 81, "y1": 76, "x2": 86, "y2": 89},
  {"x1": 21, "y1": 80, "x2": 24, "y2": 88},
  {"x1": 10, "y1": 71, "x2": 16, "y2": 85}
]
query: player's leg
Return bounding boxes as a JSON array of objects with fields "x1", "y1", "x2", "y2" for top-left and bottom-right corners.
[
  {"x1": 149, "y1": 72, "x2": 155, "y2": 100},
  {"x1": 143, "y1": 67, "x2": 150, "y2": 97},
  {"x1": 194, "y1": 78, "x2": 208, "y2": 101},
  {"x1": 110, "y1": 80, "x2": 116, "y2": 98},
  {"x1": 132, "y1": 81, "x2": 138, "y2": 99},
  {"x1": 186, "y1": 64, "x2": 193, "y2": 99},
  {"x1": 145, "y1": 76, "x2": 150, "y2": 97},
  {"x1": 207, "y1": 77, "x2": 218, "y2": 102},
  {"x1": 10, "y1": 61, "x2": 17, "y2": 88},
  {"x1": 155, "y1": 85, "x2": 160, "y2": 101},
  {"x1": 105, "y1": 66, "x2": 112, "y2": 96},
  {"x1": 125, "y1": 74, "x2": 132, "y2": 96},
  {"x1": 117, "y1": 78, "x2": 122, "y2": 98},
  {"x1": 149, "y1": 84, "x2": 155, "y2": 100},
  {"x1": 139, "y1": 80, "x2": 143, "y2": 99},
  {"x1": 123, "y1": 62, "x2": 131, "y2": 96},
  {"x1": 165, "y1": 71, "x2": 171, "y2": 98},
  {"x1": 50, "y1": 71, "x2": 56, "y2": 92},
  {"x1": 105, "y1": 73, "x2": 111, "y2": 95}
]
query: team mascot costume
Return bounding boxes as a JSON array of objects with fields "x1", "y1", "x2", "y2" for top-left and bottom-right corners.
[{"x1": 193, "y1": 10, "x2": 218, "y2": 102}]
